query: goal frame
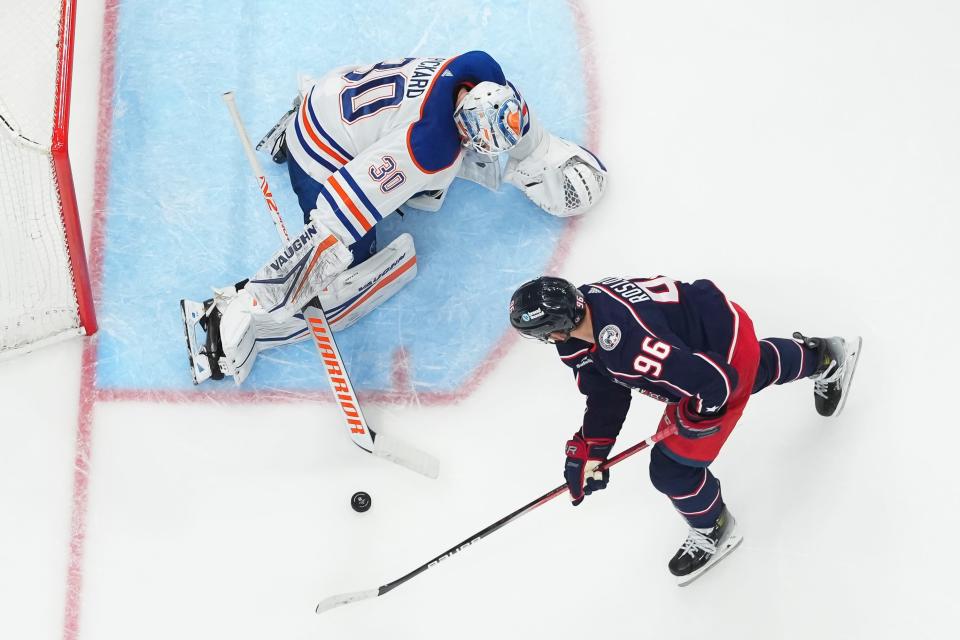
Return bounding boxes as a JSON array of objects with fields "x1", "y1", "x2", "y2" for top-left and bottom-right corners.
[{"x1": 53, "y1": 0, "x2": 97, "y2": 338}]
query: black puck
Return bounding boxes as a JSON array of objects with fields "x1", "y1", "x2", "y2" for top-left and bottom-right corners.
[{"x1": 350, "y1": 491, "x2": 372, "y2": 513}]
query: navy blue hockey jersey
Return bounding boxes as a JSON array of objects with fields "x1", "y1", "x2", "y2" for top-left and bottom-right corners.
[{"x1": 556, "y1": 276, "x2": 743, "y2": 440}]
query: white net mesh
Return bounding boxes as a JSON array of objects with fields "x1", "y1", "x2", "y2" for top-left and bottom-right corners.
[{"x1": 0, "y1": 0, "x2": 86, "y2": 357}]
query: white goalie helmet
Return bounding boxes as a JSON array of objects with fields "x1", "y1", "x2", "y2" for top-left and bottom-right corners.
[{"x1": 454, "y1": 81, "x2": 529, "y2": 155}]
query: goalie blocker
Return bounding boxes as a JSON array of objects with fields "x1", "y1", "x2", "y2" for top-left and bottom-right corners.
[{"x1": 181, "y1": 232, "x2": 417, "y2": 385}]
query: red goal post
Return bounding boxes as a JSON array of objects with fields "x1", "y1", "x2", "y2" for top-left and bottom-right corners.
[{"x1": 0, "y1": 0, "x2": 97, "y2": 359}]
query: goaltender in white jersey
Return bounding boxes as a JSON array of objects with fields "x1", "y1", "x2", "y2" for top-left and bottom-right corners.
[{"x1": 181, "y1": 51, "x2": 608, "y2": 385}]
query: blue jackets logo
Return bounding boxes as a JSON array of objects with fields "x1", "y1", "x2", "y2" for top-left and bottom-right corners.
[{"x1": 599, "y1": 324, "x2": 621, "y2": 351}]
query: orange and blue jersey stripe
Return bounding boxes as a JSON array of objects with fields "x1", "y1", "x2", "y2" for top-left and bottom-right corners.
[
  {"x1": 318, "y1": 167, "x2": 383, "y2": 244},
  {"x1": 340, "y1": 169, "x2": 382, "y2": 221},
  {"x1": 294, "y1": 87, "x2": 354, "y2": 173},
  {"x1": 317, "y1": 181, "x2": 361, "y2": 243}
]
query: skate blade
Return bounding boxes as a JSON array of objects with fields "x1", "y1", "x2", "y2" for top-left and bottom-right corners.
[
  {"x1": 832, "y1": 336, "x2": 862, "y2": 417},
  {"x1": 255, "y1": 115, "x2": 286, "y2": 153},
  {"x1": 180, "y1": 299, "x2": 211, "y2": 385},
  {"x1": 255, "y1": 97, "x2": 300, "y2": 154},
  {"x1": 676, "y1": 533, "x2": 744, "y2": 587}
]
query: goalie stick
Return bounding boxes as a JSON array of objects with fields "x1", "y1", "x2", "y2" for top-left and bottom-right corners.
[
  {"x1": 315, "y1": 425, "x2": 677, "y2": 614},
  {"x1": 221, "y1": 91, "x2": 439, "y2": 480}
]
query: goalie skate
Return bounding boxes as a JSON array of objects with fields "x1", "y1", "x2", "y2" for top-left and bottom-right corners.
[
  {"x1": 179, "y1": 298, "x2": 224, "y2": 385},
  {"x1": 256, "y1": 95, "x2": 301, "y2": 164}
]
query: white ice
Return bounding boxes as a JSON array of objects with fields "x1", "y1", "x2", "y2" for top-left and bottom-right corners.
[{"x1": 3, "y1": 2, "x2": 960, "y2": 639}]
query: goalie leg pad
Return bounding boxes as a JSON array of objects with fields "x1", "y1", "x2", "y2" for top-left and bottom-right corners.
[
  {"x1": 184, "y1": 233, "x2": 416, "y2": 385},
  {"x1": 319, "y1": 232, "x2": 418, "y2": 332},
  {"x1": 181, "y1": 233, "x2": 415, "y2": 386},
  {"x1": 244, "y1": 220, "x2": 353, "y2": 323},
  {"x1": 216, "y1": 290, "x2": 314, "y2": 385},
  {"x1": 223, "y1": 231, "x2": 416, "y2": 379},
  {"x1": 219, "y1": 294, "x2": 257, "y2": 385},
  {"x1": 203, "y1": 288, "x2": 311, "y2": 385}
]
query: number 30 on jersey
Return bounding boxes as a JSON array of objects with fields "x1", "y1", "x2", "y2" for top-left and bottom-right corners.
[{"x1": 339, "y1": 59, "x2": 412, "y2": 124}]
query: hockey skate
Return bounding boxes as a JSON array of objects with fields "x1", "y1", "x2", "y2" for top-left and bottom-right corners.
[
  {"x1": 256, "y1": 95, "x2": 301, "y2": 164},
  {"x1": 793, "y1": 332, "x2": 862, "y2": 417},
  {"x1": 180, "y1": 283, "x2": 272, "y2": 386},
  {"x1": 179, "y1": 298, "x2": 226, "y2": 385},
  {"x1": 669, "y1": 507, "x2": 743, "y2": 587}
]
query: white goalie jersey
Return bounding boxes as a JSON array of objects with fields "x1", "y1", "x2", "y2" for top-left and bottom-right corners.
[
  {"x1": 181, "y1": 50, "x2": 609, "y2": 387},
  {"x1": 285, "y1": 52, "x2": 515, "y2": 246}
]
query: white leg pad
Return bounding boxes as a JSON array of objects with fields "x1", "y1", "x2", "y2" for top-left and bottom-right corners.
[
  {"x1": 212, "y1": 233, "x2": 417, "y2": 384},
  {"x1": 244, "y1": 220, "x2": 353, "y2": 323},
  {"x1": 318, "y1": 232, "x2": 418, "y2": 332},
  {"x1": 217, "y1": 289, "x2": 261, "y2": 385}
]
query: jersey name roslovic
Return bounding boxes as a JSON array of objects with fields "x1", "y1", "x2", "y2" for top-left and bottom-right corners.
[{"x1": 555, "y1": 277, "x2": 744, "y2": 439}]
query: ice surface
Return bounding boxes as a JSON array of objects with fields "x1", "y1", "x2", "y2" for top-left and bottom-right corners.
[{"x1": 95, "y1": 0, "x2": 584, "y2": 397}]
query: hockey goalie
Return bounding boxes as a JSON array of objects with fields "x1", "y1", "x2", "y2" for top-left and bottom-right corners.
[{"x1": 180, "y1": 50, "x2": 608, "y2": 385}]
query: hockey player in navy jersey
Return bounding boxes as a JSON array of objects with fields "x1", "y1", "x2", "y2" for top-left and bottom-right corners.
[
  {"x1": 181, "y1": 51, "x2": 607, "y2": 385},
  {"x1": 509, "y1": 276, "x2": 861, "y2": 585}
]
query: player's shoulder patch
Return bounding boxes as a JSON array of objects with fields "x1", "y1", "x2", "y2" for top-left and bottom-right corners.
[
  {"x1": 587, "y1": 287, "x2": 601, "y2": 295},
  {"x1": 598, "y1": 324, "x2": 622, "y2": 351}
]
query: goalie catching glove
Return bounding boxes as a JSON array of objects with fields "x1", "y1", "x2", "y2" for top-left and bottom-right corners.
[{"x1": 505, "y1": 119, "x2": 607, "y2": 218}]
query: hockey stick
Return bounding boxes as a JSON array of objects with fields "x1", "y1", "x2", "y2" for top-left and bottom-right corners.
[
  {"x1": 315, "y1": 425, "x2": 677, "y2": 614},
  {"x1": 221, "y1": 91, "x2": 439, "y2": 479}
]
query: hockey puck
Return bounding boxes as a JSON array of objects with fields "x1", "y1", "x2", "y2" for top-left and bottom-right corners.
[{"x1": 350, "y1": 491, "x2": 372, "y2": 513}]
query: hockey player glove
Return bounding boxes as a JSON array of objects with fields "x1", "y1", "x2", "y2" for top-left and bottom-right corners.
[
  {"x1": 564, "y1": 433, "x2": 615, "y2": 506},
  {"x1": 670, "y1": 397, "x2": 725, "y2": 439}
]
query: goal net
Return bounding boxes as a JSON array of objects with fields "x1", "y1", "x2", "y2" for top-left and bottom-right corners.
[{"x1": 0, "y1": 0, "x2": 96, "y2": 359}]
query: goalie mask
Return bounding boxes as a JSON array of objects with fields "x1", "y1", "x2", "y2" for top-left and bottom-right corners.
[{"x1": 454, "y1": 81, "x2": 529, "y2": 155}]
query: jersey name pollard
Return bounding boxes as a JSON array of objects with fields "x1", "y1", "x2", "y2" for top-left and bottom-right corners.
[
  {"x1": 555, "y1": 277, "x2": 744, "y2": 440},
  {"x1": 285, "y1": 51, "x2": 509, "y2": 246}
]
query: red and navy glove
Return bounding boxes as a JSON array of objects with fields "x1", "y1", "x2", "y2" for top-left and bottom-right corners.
[
  {"x1": 564, "y1": 433, "x2": 615, "y2": 506},
  {"x1": 670, "y1": 397, "x2": 726, "y2": 439}
]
